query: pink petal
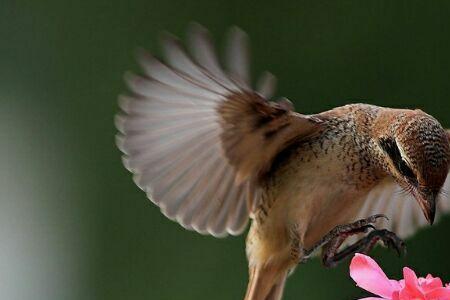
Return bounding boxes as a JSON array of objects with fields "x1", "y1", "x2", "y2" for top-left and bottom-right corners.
[
  {"x1": 419, "y1": 275, "x2": 443, "y2": 293},
  {"x1": 399, "y1": 288, "x2": 425, "y2": 300},
  {"x1": 390, "y1": 279, "x2": 403, "y2": 291},
  {"x1": 350, "y1": 254, "x2": 398, "y2": 299},
  {"x1": 425, "y1": 287, "x2": 450, "y2": 299},
  {"x1": 391, "y1": 290, "x2": 400, "y2": 300},
  {"x1": 403, "y1": 267, "x2": 419, "y2": 285},
  {"x1": 402, "y1": 267, "x2": 425, "y2": 299}
]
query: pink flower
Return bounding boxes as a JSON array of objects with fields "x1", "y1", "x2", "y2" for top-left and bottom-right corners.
[{"x1": 350, "y1": 253, "x2": 450, "y2": 300}]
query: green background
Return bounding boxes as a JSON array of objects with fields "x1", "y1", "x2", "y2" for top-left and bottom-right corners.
[{"x1": 2, "y1": 1, "x2": 450, "y2": 299}]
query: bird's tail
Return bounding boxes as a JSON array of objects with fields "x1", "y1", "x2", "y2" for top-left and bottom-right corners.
[{"x1": 244, "y1": 265, "x2": 288, "y2": 300}]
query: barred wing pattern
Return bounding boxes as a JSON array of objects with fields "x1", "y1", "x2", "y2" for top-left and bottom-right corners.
[{"x1": 115, "y1": 24, "x2": 321, "y2": 237}]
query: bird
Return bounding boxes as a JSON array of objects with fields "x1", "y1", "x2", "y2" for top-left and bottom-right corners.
[{"x1": 115, "y1": 24, "x2": 450, "y2": 300}]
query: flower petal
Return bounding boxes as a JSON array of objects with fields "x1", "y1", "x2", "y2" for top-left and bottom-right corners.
[
  {"x1": 418, "y1": 274, "x2": 443, "y2": 293},
  {"x1": 402, "y1": 267, "x2": 425, "y2": 299},
  {"x1": 389, "y1": 279, "x2": 403, "y2": 291},
  {"x1": 425, "y1": 287, "x2": 450, "y2": 299},
  {"x1": 350, "y1": 254, "x2": 398, "y2": 299}
]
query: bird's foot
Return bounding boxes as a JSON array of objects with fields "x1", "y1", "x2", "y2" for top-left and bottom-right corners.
[
  {"x1": 301, "y1": 214, "x2": 387, "y2": 259},
  {"x1": 299, "y1": 214, "x2": 405, "y2": 267},
  {"x1": 322, "y1": 228, "x2": 405, "y2": 268}
]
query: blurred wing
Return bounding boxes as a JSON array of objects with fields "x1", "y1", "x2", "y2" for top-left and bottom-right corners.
[
  {"x1": 355, "y1": 174, "x2": 450, "y2": 239},
  {"x1": 115, "y1": 24, "x2": 322, "y2": 237}
]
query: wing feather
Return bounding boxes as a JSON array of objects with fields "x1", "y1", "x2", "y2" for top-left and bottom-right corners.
[
  {"x1": 226, "y1": 26, "x2": 250, "y2": 89},
  {"x1": 116, "y1": 24, "x2": 322, "y2": 236},
  {"x1": 161, "y1": 34, "x2": 230, "y2": 95},
  {"x1": 187, "y1": 23, "x2": 240, "y2": 92},
  {"x1": 256, "y1": 72, "x2": 277, "y2": 99}
]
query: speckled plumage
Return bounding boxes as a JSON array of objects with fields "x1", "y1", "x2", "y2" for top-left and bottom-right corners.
[{"x1": 115, "y1": 25, "x2": 450, "y2": 300}]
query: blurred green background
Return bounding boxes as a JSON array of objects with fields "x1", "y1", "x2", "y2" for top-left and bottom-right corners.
[{"x1": 2, "y1": 1, "x2": 450, "y2": 299}]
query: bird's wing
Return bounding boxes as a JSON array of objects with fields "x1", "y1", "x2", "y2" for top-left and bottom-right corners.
[
  {"x1": 354, "y1": 174, "x2": 450, "y2": 239},
  {"x1": 115, "y1": 24, "x2": 323, "y2": 237}
]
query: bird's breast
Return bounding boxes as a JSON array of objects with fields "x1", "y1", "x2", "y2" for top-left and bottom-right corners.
[{"x1": 260, "y1": 132, "x2": 379, "y2": 250}]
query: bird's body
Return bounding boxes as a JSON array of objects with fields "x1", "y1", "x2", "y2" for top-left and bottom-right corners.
[
  {"x1": 245, "y1": 104, "x2": 401, "y2": 299},
  {"x1": 249, "y1": 106, "x2": 367, "y2": 255},
  {"x1": 116, "y1": 25, "x2": 450, "y2": 300}
]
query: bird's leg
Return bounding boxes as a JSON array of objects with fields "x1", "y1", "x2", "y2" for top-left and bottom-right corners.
[
  {"x1": 300, "y1": 214, "x2": 405, "y2": 266},
  {"x1": 301, "y1": 214, "x2": 387, "y2": 260},
  {"x1": 321, "y1": 228, "x2": 405, "y2": 268}
]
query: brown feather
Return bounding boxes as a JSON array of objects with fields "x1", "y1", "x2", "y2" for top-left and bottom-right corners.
[{"x1": 218, "y1": 91, "x2": 323, "y2": 184}]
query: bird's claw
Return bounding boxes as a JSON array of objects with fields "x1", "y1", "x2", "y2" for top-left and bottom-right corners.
[
  {"x1": 368, "y1": 214, "x2": 389, "y2": 223},
  {"x1": 349, "y1": 214, "x2": 389, "y2": 232},
  {"x1": 316, "y1": 215, "x2": 405, "y2": 268},
  {"x1": 329, "y1": 214, "x2": 388, "y2": 237},
  {"x1": 377, "y1": 229, "x2": 406, "y2": 257}
]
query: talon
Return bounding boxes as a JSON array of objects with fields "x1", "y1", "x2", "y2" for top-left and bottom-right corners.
[
  {"x1": 356, "y1": 214, "x2": 389, "y2": 228},
  {"x1": 393, "y1": 242, "x2": 404, "y2": 257},
  {"x1": 396, "y1": 240, "x2": 406, "y2": 257},
  {"x1": 365, "y1": 224, "x2": 377, "y2": 231},
  {"x1": 350, "y1": 224, "x2": 376, "y2": 234},
  {"x1": 314, "y1": 216, "x2": 402, "y2": 268},
  {"x1": 369, "y1": 214, "x2": 389, "y2": 223},
  {"x1": 376, "y1": 229, "x2": 406, "y2": 257}
]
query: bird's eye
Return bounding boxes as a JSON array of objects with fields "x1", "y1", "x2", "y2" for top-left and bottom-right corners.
[
  {"x1": 397, "y1": 159, "x2": 418, "y2": 184},
  {"x1": 379, "y1": 137, "x2": 418, "y2": 185}
]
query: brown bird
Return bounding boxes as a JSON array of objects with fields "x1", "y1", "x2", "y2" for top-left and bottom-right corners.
[{"x1": 115, "y1": 24, "x2": 450, "y2": 300}]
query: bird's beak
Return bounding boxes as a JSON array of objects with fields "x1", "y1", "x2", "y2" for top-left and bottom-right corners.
[{"x1": 416, "y1": 190, "x2": 437, "y2": 225}]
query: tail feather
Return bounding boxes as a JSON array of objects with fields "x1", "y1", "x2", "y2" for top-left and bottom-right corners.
[
  {"x1": 266, "y1": 275, "x2": 287, "y2": 300},
  {"x1": 244, "y1": 265, "x2": 288, "y2": 300}
]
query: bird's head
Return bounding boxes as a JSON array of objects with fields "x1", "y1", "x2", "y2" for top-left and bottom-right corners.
[{"x1": 375, "y1": 109, "x2": 450, "y2": 225}]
